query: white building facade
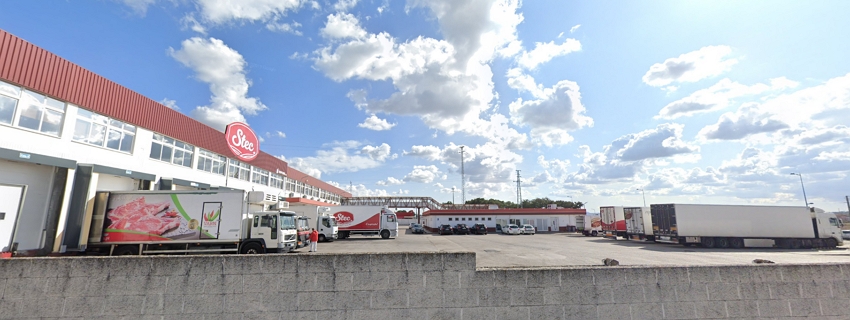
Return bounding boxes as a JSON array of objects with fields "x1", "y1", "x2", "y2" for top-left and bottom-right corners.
[{"x1": 421, "y1": 208, "x2": 587, "y2": 233}]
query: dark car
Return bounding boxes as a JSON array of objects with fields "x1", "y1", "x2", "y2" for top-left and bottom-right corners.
[
  {"x1": 469, "y1": 223, "x2": 487, "y2": 235},
  {"x1": 410, "y1": 223, "x2": 425, "y2": 234},
  {"x1": 453, "y1": 223, "x2": 469, "y2": 235},
  {"x1": 438, "y1": 224, "x2": 453, "y2": 235}
]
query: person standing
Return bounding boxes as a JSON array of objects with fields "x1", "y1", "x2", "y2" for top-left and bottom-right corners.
[{"x1": 309, "y1": 228, "x2": 319, "y2": 252}]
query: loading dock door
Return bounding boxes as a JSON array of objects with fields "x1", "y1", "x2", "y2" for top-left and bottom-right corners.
[{"x1": 0, "y1": 184, "x2": 25, "y2": 252}]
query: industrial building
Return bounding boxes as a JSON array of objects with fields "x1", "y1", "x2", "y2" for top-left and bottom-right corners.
[{"x1": 421, "y1": 207, "x2": 587, "y2": 233}]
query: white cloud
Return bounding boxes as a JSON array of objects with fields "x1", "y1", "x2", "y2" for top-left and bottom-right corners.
[
  {"x1": 570, "y1": 24, "x2": 580, "y2": 33},
  {"x1": 516, "y1": 38, "x2": 581, "y2": 70},
  {"x1": 333, "y1": 0, "x2": 358, "y2": 11},
  {"x1": 287, "y1": 141, "x2": 395, "y2": 177},
  {"x1": 509, "y1": 80, "x2": 593, "y2": 146},
  {"x1": 266, "y1": 20, "x2": 303, "y2": 35},
  {"x1": 376, "y1": 177, "x2": 404, "y2": 186},
  {"x1": 404, "y1": 165, "x2": 441, "y2": 183},
  {"x1": 168, "y1": 37, "x2": 266, "y2": 130},
  {"x1": 698, "y1": 103, "x2": 790, "y2": 141},
  {"x1": 360, "y1": 143, "x2": 396, "y2": 161},
  {"x1": 159, "y1": 98, "x2": 179, "y2": 110},
  {"x1": 795, "y1": 126, "x2": 850, "y2": 146},
  {"x1": 180, "y1": 14, "x2": 207, "y2": 35},
  {"x1": 358, "y1": 114, "x2": 396, "y2": 131},
  {"x1": 276, "y1": 131, "x2": 286, "y2": 138},
  {"x1": 656, "y1": 77, "x2": 794, "y2": 120},
  {"x1": 321, "y1": 13, "x2": 367, "y2": 39},
  {"x1": 119, "y1": 0, "x2": 156, "y2": 15},
  {"x1": 642, "y1": 45, "x2": 738, "y2": 87},
  {"x1": 193, "y1": 0, "x2": 309, "y2": 25},
  {"x1": 404, "y1": 145, "x2": 442, "y2": 161},
  {"x1": 757, "y1": 73, "x2": 850, "y2": 128}
]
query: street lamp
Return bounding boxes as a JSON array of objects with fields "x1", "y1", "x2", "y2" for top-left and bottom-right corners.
[
  {"x1": 636, "y1": 188, "x2": 646, "y2": 207},
  {"x1": 451, "y1": 187, "x2": 456, "y2": 205},
  {"x1": 789, "y1": 173, "x2": 809, "y2": 208}
]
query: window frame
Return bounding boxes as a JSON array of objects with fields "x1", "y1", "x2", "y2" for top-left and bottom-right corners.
[
  {"x1": 73, "y1": 108, "x2": 136, "y2": 153},
  {"x1": 150, "y1": 133, "x2": 194, "y2": 167}
]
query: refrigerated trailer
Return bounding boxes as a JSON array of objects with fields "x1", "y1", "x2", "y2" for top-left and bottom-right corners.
[
  {"x1": 600, "y1": 206, "x2": 626, "y2": 239},
  {"x1": 624, "y1": 207, "x2": 653, "y2": 241},
  {"x1": 327, "y1": 206, "x2": 398, "y2": 239},
  {"x1": 289, "y1": 205, "x2": 338, "y2": 242},
  {"x1": 81, "y1": 190, "x2": 299, "y2": 255},
  {"x1": 651, "y1": 204, "x2": 843, "y2": 249},
  {"x1": 578, "y1": 212, "x2": 602, "y2": 236}
]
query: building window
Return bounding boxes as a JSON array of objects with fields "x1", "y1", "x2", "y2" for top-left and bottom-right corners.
[
  {"x1": 150, "y1": 134, "x2": 194, "y2": 167},
  {"x1": 228, "y1": 159, "x2": 251, "y2": 181},
  {"x1": 17, "y1": 89, "x2": 65, "y2": 136},
  {"x1": 73, "y1": 109, "x2": 135, "y2": 153},
  {"x1": 448, "y1": 218, "x2": 453, "y2": 221},
  {"x1": 0, "y1": 80, "x2": 21, "y2": 125},
  {"x1": 487, "y1": 218, "x2": 492, "y2": 221},
  {"x1": 252, "y1": 167, "x2": 270, "y2": 186},
  {"x1": 196, "y1": 149, "x2": 226, "y2": 175},
  {"x1": 475, "y1": 218, "x2": 479, "y2": 221},
  {"x1": 270, "y1": 173, "x2": 284, "y2": 189}
]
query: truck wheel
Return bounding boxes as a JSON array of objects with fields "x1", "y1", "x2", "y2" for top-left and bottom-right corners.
[
  {"x1": 240, "y1": 242, "x2": 264, "y2": 254},
  {"x1": 381, "y1": 230, "x2": 390, "y2": 239},
  {"x1": 715, "y1": 237, "x2": 730, "y2": 248},
  {"x1": 825, "y1": 238, "x2": 838, "y2": 248},
  {"x1": 729, "y1": 238, "x2": 744, "y2": 249},
  {"x1": 591, "y1": 231, "x2": 598, "y2": 237},
  {"x1": 319, "y1": 234, "x2": 326, "y2": 242},
  {"x1": 801, "y1": 239, "x2": 813, "y2": 249},
  {"x1": 700, "y1": 237, "x2": 715, "y2": 248},
  {"x1": 790, "y1": 240, "x2": 802, "y2": 249},
  {"x1": 113, "y1": 245, "x2": 138, "y2": 256}
]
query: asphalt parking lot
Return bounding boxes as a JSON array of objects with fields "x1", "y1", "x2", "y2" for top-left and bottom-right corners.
[{"x1": 312, "y1": 226, "x2": 850, "y2": 268}]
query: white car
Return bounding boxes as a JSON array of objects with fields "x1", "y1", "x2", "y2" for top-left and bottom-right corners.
[
  {"x1": 503, "y1": 224, "x2": 522, "y2": 235},
  {"x1": 521, "y1": 224, "x2": 536, "y2": 235}
]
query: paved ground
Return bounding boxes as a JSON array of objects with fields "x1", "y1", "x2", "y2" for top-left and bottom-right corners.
[{"x1": 310, "y1": 226, "x2": 850, "y2": 268}]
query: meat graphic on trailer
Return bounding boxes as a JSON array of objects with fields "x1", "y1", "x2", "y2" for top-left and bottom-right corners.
[
  {"x1": 102, "y1": 194, "x2": 199, "y2": 242},
  {"x1": 107, "y1": 197, "x2": 180, "y2": 235}
]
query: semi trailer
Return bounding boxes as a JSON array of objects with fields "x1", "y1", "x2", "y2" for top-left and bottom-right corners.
[
  {"x1": 289, "y1": 204, "x2": 338, "y2": 242},
  {"x1": 80, "y1": 190, "x2": 299, "y2": 255},
  {"x1": 624, "y1": 207, "x2": 653, "y2": 241},
  {"x1": 651, "y1": 204, "x2": 843, "y2": 249},
  {"x1": 578, "y1": 212, "x2": 602, "y2": 236},
  {"x1": 326, "y1": 205, "x2": 398, "y2": 239},
  {"x1": 600, "y1": 206, "x2": 626, "y2": 239}
]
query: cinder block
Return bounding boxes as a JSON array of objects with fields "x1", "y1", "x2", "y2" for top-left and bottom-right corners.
[
  {"x1": 351, "y1": 271, "x2": 386, "y2": 291},
  {"x1": 20, "y1": 296, "x2": 64, "y2": 317},
  {"x1": 386, "y1": 271, "x2": 412, "y2": 290},
  {"x1": 241, "y1": 255, "x2": 288, "y2": 275},
  {"x1": 0, "y1": 279, "x2": 5, "y2": 299},
  {"x1": 0, "y1": 260, "x2": 27, "y2": 279},
  {"x1": 478, "y1": 288, "x2": 510, "y2": 307},
  {"x1": 592, "y1": 269, "x2": 625, "y2": 286},
  {"x1": 333, "y1": 254, "x2": 370, "y2": 273},
  {"x1": 242, "y1": 274, "x2": 271, "y2": 293},
  {"x1": 750, "y1": 265, "x2": 782, "y2": 283},
  {"x1": 561, "y1": 268, "x2": 594, "y2": 287},
  {"x1": 800, "y1": 280, "x2": 833, "y2": 298},
  {"x1": 491, "y1": 306, "x2": 528, "y2": 320},
  {"x1": 623, "y1": 267, "x2": 657, "y2": 286},
  {"x1": 812, "y1": 264, "x2": 842, "y2": 280},
  {"x1": 644, "y1": 283, "x2": 678, "y2": 302},
  {"x1": 462, "y1": 270, "x2": 494, "y2": 289},
  {"x1": 706, "y1": 282, "x2": 740, "y2": 300},
  {"x1": 580, "y1": 286, "x2": 613, "y2": 305},
  {"x1": 370, "y1": 289, "x2": 408, "y2": 309},
  {"x1": 150, "y1": 256, "x2": 191, "y2": 276},
  {"x1": 423, "y1": 271, "x2": 446, "y2": 289},
  {"x1": 629, "y1": 303, "x2": 663, "y2": 319},
  {"x1": 789, "y1": 299, "x2": 821, "y2": 317},
  {"x1": 443, "y1": 288, "x2": 478, "y2": 308},
  {"x1": 757, "y1": 300, "x2": 791, "y2": 317},
  {"x1": 688, "y1": 266, "x2": 721, "y2": 284},
  {"x1": 164, "y1": 275, "x2": 205, "y2": 295},
  {"x1": 3, "y1": 276, "x2": 48, "y2": 298},
  {"x1": 298, "y1": 255, "x2": 336, "y2": 274},
  {"x1": 511, "y1": 287, "x2": 544, "y2": 306},
  {"x1": 369, "y1": 253, "x2": 406, "y2": 272},
  {"x1": 240, "y1": 311, "x2": 282, "y2": 320},
  {"x1": 739, "y1": 282, "x2": 771, "y2": 300},
  {"x1": 443, "y1": 252, "x2": 475, "y2": 271},
  {"x1": 499, "y1": 270, "x2": 527, "y2": 288},
  {"x1": 656, "y1": 267, "x2": 689, "y2": 286},
  {"x1": 694, "y1": 301, "x2": 726, "y2": 319},
  {"x1": 45, "y1": 277, "x2": 71, "y2": 297},
  {"x1": 770, "y1": 282, "x2": 801, "y2": 299},
  {"x1": 779, "y1": 264, "x2": 815, "y2": 282},
  {"x1": 406, "y1": 253, "x2": 443, "y2": 271},
  {"x1": 563, "y1": 304, "x2": 596, "y2": 320},
  {"x1": 276, "y1": 273, "x2": 298, "y2": 292},
  {"x1": 597, "y1": 303, "x2": 630, "y2": 320},
  {"x1": 831, "y1": 280, "x2": 850, "y2": 297},
  {"x1": 428, "y1": 307, "x2": 464, "y2": 320},
  {"x1": 61, "y1": 296, "x2": 104, "y2": 317},
  {"x1": 717, "y1": 265, "x2": 754, "y2": 283},
  {"x1": 280, "y1": 310, "x2": 320, "y2": 320},
  {"x1": 68, "y1": 258, "x2": 108, "y2": 278},
  {"x1": 183, "y1": 294, "x2": 225, "y2": 314},
  {"x1": 663, "y1": 302, "x2": 697, "y2": 319},
  {"x1": 107, "y1": 257, "x2": 152, "y2": 276},
  {"x1": 611, "y1": 285, "x2": 645, "y2": 304},
  {"x1": 101, "y1": 294, "x2": 145, "y2": 316},
  {"x1": 460, "y1": 306, "x2": 498, "y2": 320},
  {"x1": 526, "y1": 269, "x2": 559, "y2": 288},
  {"x1": 23, "y1": 258, "x2": 71, "y2": 278},
  {"x1": 819, "y1": 298, "x2": 850, "y2": 316},
  {"x1": 263, "y1": 291, "x2": 297, "y2": 312},
  {"x1": 329, "y1": 290, "x2": 369, "y2": 310},
  {"x1": 203, "y1": 274, "x2": 242, "y2": 294},
  {"x1": 443, "y1": 271, "x2": 464, "y2": 288},
  {"x1": 409, "y1": 289, "x2": 442, "y2": 308},
  {"x1": 725, "y1": 300, "x2": 758, "y2": 318},
  {"x1": 529, "y1": 305, "x2": 565, "y2": 320},
  {"x1": 313, "y1": 309, "x2": 351, "y2": 320},
  {"x1": 542, "y1": 287, "x2": 569, "y2": 305},
  {"x1": 673, "y1": 283, "x2": 708, "y2": 302}
]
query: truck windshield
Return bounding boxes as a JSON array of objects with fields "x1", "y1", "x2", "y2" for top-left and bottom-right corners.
[
  {"x1": 329, "y1": 218, "x2": 338, "y2": 226},
  {"x1": 279, "y1": 215, "x2": 296, "y2": 229}
]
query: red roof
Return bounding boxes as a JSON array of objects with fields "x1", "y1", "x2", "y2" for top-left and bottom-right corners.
[
  {"x1": 396, "y1": 211, "x2": 414, "y2": 218},
  {"x1": 0, "y1": 29, "x2": 350, "y2": 197},
  {"x1": 423, "y1": 208, "x2": 586, "y2": 216}
]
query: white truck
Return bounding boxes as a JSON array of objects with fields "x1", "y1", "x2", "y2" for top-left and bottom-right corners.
[
  {"x1": 578, "y1": 212, "x2": 602, "y2": 236},
  {"x1": 326, "y1": 205, "x2": 398, "y2": 239},
  {"x1": 600, "y1": 206, "x2": 626, "y2": 239},
  {"x1": 289, "y1": 204, "x2": 338, "y2": 242},
  {"x1": 81, "y1": 190, "x2": 299, "y2": 255},
  {"x1": 624, "y1": 207, "x2": 653, "y2": 241},
  {"x1": 651, "y1": 204, "x2": 844, "y2": 249}
]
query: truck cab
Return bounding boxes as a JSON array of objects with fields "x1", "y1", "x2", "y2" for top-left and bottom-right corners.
[
  {"x1": 242, "y1": 211, "x2": 298, "y2": 254},
  {"x1": 316, "y1": 207, "x2": 338, "y2": 242},
  {"x1": 296, "y1": 216, "x2": 311, "y2": 249}
]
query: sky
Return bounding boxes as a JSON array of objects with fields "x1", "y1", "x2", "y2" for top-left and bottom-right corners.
[{"x1": 2, "y1": 1, "x2": 850, "y2": 211}]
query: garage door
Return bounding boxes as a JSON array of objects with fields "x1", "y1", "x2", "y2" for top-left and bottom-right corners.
[{"x1": 0, "y1": 184, "x2": 25, "y2": 252}]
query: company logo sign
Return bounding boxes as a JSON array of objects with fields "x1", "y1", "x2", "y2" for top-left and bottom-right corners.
[
  {"x1": 334, "y1": 211, "x2": 354, "y2": 223},
  {"x1": 225, "y1": 122, "x2": 259, "y2": 161}
]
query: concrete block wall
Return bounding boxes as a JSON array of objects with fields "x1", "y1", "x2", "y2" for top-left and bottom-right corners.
[{"x1": 1, "y1": 253, "x2": 850, "y2": 319}]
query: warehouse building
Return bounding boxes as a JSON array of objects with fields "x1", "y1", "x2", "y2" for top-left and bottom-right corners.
[
  {"x1": 421, "y1": 207, "x2": 587, "y2": 233},
  {"x1": 0, "y1": 29, "x2": 350, "y2": 256}
]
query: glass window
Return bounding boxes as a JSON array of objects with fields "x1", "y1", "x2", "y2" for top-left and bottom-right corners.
[
  {"x1": 270, "y1": 173, "x2": 284, "y2": 189},
  {"x1": 448, "y1": 218, "x2": 453, "y2": 221},
  {"x1": 74, "y1": 109, "x2": 135, "y2": 152},
  {"x1": 0, "y1": 95, "x2": 17, "y2": 125},
  {"x1": 228, "y1": 159, "x2": 251, "y2": 181},
  {"x1": 149, "y1": 133, "x2": 193, "y2": 166},
  {"x1": 0, "y1": 80, "x2": 21, "y2": 98},
  {"x1": 16, "y1": 90, "x2": 65, "y2": 135},
  {"x1": 252, "y1": 167, "x2": 270, "y2": 185},
  {"x1": 197, "y1": 149, "x2": 226, "y2": 175}
]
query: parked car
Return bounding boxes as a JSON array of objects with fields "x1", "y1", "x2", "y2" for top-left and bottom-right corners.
[
  {"x1": 410, "y1": 223, "x2": 425, "y2": 234},
  {"x1": 503, "y1": 224, "x2": 522, "y2": 235},
  {"x1": 438, "y1": 224, "x2": 453, "y2": 235},
  {"x1": 453, "y1": 223, "x2": 469, "y2": 235},
  {"x1": 843, "y1": 230, "x2": 850, "y2": 240},
  {"x1": 470, "y1": 223, "x2": 487, "y2": 235},
  {"x1": 521, "y1": 224, "x2": 536, "y2": 235}
]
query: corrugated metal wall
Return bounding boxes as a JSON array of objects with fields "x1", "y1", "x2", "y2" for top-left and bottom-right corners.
[{"x1": 0, "y1": 29, "x2": 350, "y2": 197}]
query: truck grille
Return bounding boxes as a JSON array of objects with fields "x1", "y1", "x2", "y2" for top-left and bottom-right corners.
[{"x1": 285, "y1": 234, "x2": 296, "y2": 241}]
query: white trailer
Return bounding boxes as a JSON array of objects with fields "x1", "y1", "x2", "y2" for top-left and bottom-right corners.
[
  {"x1": 578, "y1": 212, "x2": 602, "y2": 236},
  {"x1": 651, "y1": 204, "x2": 844, "y2": 249},
  {"x1": 289, "y1": 204, "x2": 338, "y2": 242},
  {"x1": 600, "y1": 206, "x2": 626, "y2": 239},
  {"x1": 327, "y1": 206, "x2": 398, "y2": 239},
  {"x1": 83, "y1": 190, "x2": 299, "y2": 255},
  {"x1": 624, "y1": 207, "x2": 653, "y2": 241}
]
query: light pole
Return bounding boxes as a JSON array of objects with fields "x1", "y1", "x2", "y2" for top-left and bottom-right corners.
[
  {"x1": 636, "y1": 188, "x2": 646, "y2": 207},
  {"x1": 451, "y1": 187, "x2": 456, "y2": 205},
  {"x1": 789, "y1": 173, "x2": 809, "y2": 208}
]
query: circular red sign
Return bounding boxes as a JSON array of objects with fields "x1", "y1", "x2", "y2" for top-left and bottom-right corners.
[
  {"x1": 224, "y1": 122, "x2": 259, "y2": 161},
  {"x1": 334, "y1": 211, "x2": 354, "y2": 224}
]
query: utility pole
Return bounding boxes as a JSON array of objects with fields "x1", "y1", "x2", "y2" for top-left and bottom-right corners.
[
  {"x1": 514, "y1": 170, "x2": 523, "y2": 208},
  {"x1": 790, "y1": 173, "x2": 809, "y2": 208},
  {"x1": 846, "y1": 196, "x2": 849, "y2": 215},
  {"x1": 451, "y1": 187, "x2": 456, "y2": 205},
  {"x1": 459, "y1": 146, "x2": 466, "y2": 206}
]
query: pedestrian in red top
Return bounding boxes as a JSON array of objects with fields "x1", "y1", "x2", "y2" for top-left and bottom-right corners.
[{"x1": 309, "y1": 228, "x2": 319, "y2": 252}]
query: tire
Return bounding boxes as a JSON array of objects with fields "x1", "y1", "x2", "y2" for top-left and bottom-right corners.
[
  {"x1": 729, "y1": 238, "x2": 744, "y2": 249},
  {"x1": 319, "y1": 234, "x2": 326, "y2": 242},
  {"x1": 716, "y1": 237, "x2": 730, "y2": 248},
  {"x1": 240, "y1": 242, "x2": 264, "y2": 254},
  {"x1": 801, "y1": 239, "x2": 813, "y2": 249},
  {"x1": 591, "y1": 231, "x2": 598, "y2": 237},
  {"x1": 113, "y1": 245, "x2": 138, "y2": 256},
  {"x1": 825, "y1": 238, "x2": 838, "y2": 248},
  {"x1": 790, "y1": 239, "x2": 802, "y2": 249},
  {"x1": 381, "y1": 230, "x2": 390, "y2": 239},
  {"x1": 700, "y1": 237, "x2": 715, "y2": 248}
]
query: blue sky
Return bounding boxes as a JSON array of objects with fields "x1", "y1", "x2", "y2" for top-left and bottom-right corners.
[{"x1": 3, "y1": 1, "x2": 850, "y2": 211}]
